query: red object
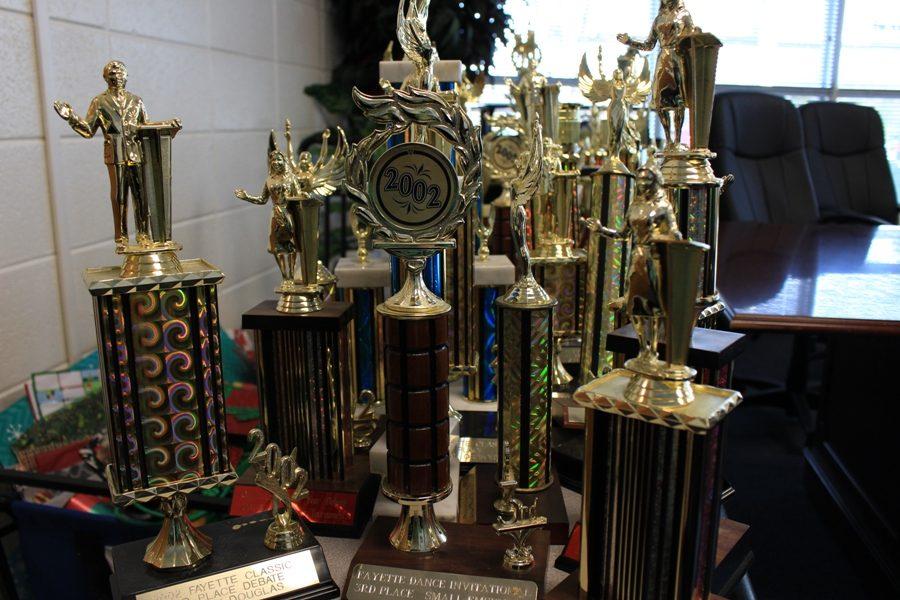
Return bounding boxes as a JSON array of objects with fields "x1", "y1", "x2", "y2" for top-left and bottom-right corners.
[
  {"x1": 32, "y1": 437, "x2": 91, "y2": 473},
  {"x1": 229, "y1": 484, "x2": 358, "y2": 526},
  {"x1": 65, "y1": 493, "x2": 108, "y2": 513},
  {"x1": 563, "y1": 522, "x2": 582, "y2": 562},
  {"x1": 225, "y1": 383, "x2": 260, "y2": 435}
]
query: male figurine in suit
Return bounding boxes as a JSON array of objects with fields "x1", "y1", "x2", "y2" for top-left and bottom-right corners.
[{"x1": 54, "y1": 60, "x2": 180, "y2": 250}]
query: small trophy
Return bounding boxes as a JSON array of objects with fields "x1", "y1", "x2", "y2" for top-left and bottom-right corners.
[
  {"x1": 495, "y1": 122, "x2": 556, "y2": 495},
  {"x1": 347, "y1": 77, "x2": 482, "y2": 551},
  {"x1": 492, "y1": 489, "x2": 547, "y2": 571},
  {"x1": 248, "y1": 428, "x2": 309, "y2": 551},
  {"x1": 58, "y1": 61, "x2": 236, "y2": 571},
  {"x1": 570, "y1": 158, "x2": 742, "y2": 599},
  {"x1": 475, "y1": 203, "x2": 496, "y2": 261}
]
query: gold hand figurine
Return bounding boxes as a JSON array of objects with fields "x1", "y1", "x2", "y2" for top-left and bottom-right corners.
[
  {"x1": 618, "y1": 0, "x2": 696, "y2": 151},
  {"x1": 475, "y1": 203, "x2": 496, "y2": 261},
  {"x1": 349, "y1": 205, "x2": 371, "y2": 263},
  {"x1": 248, "y1": 429, "x2": 309, "y2": 551},
  {"x1": 54, "y1": 61, "x2": 181, "y2": 251},
  {"x1": 492, "y1": 492, "x2": 547, "y2": 570},
  {"x1": 579, "y1": 47, "x2": 651, "y2": 173}
]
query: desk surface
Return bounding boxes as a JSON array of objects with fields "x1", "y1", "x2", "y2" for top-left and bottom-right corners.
[{"x1": 718, "y1": 222, "x2": 900, "y2": 335}]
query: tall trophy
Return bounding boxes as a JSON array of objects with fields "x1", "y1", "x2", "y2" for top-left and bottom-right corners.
[
  {"x1": 347, "y1": 77, "x2": 481, "y2": 550},
  {"x1": 619, "y1": 0, "x2": 728, "y2": 318},
  {"x1": 495, "y1": 122, "x2": 556, "y2": 496},
  {"x1": 553, "y1": 159, "x2": 743, "y2": 600},
  {"x1": 482, "y1": 114, "x2": 526, "y2": 267},
  {"x1": 577, "y1": 48, "x2": 652, "y2": 383},
  {"x1": 55, "y1": 61, "x2": 236, "y2": 571},
  {"x1": 237, "y1": 125, "x2": 378, "y2": 535}
]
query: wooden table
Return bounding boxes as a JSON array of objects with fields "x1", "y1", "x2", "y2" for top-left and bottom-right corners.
[
  {"x1": 718, "y1": 221, "x2": 900, "y2": 592},
  {"x1": 718, "y1": 222, "x2": 900, "y2": 335}
]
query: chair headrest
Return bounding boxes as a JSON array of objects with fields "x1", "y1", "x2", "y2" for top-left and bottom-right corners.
[
  {"x1": 801, "y1": 102, "x2": 886, "y2": 156},
  {"x1": 710, "y1": 92, "x2": 804, "y2": 159}
]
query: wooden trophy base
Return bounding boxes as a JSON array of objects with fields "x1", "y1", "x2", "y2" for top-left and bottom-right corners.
[
  {"x1": 546, "y1": 518, "x2": 751, "y2": 599},
  {"x1": 473, "y1": 463, "x2": 570, "y2": 545},
  {"x1": 110, "y1": 513, "x2": 339, "y2": 600},
  {"x1": 231, "y1": 458, "x2": 381, "y2": 539},
  {"x1": 345, "y1": 516, "x2": 551, "y2": 599}
]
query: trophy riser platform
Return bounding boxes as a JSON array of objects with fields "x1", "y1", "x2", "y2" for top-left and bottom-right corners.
[
  {"x1": 346, "y1": 517, "x2": 550, "y2": 599},
  {"x1": 473, "y1": 463, "x2": 570, "y2": 545},
  {"x1": 243, "y1": 300, "x2": 375, "y2": 534},
  {"x1": 111, "y1": 514, "x2": 339, "y2": 600}
]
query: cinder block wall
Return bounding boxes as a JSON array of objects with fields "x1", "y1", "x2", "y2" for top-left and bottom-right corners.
[{"x1": 0, "y1": 0, "x2": 338, "y2": 408}]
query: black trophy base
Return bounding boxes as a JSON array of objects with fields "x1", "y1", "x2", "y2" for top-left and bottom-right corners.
[
  {"x1": 346, "y1": 517, "x2": 550, "y2": 598},
  {"x1": 110, "y1": 513, "x2": 339, "y2": 600},
  {"x1": 474, "y1": 463, "x2": 570, "y2": 545}
]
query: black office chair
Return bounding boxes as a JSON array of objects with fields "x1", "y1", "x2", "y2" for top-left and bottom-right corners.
[
  {"x1": 709, "y1": 92, "x2": 820, "y2": 425},
  {"x1": 801, "y1": 101, "x2": 898, "y2": 225},
  {"x1": 710, "y1": 91, "x2": 820, "y2": 224}
]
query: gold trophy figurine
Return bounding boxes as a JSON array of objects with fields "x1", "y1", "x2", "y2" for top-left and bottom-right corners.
[
  {"x1": 349, "y1": 206, "x2": 372, "y2": 263},
  {"x1": 493, "y1": 492, "x2": 547, "y2": 570},
  {"x1": 618, "y1": 0, "x2": 695, "y2": 151},
  {"x1": 579, "y1": 47, "x2": 651, "y2": 175},
  {"x1": 54, "y1": 60, "x2": 182, "y2": 253},
  {"x1": 396, "y1": 0, "x2": 439, "y2": 92},
  {"x1": 585, "y1": 159, "x2": 707, "y2": 403},
  {"x1": 476, "y1": 203, "x2": 496, "y2": 261},
  {"x1": 235, "y1": 123, "x2": 346, "y2": 313},
  {"x1": 248, "y1": 429, "x2": 310, "y2": 551}
]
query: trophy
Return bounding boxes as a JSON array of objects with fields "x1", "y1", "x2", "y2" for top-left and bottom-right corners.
[
  {"x1": 239, "y1": 124, "x2": 378, "y2": 535},
  {"x1": 619, "y1": 0, "x2": 728, "y2": 313},
  {"x1": 57, "y1": 61, "x2": 236, "y2": 571},
  {"x1": 576, "y1": 49, "x2": 653, "y2": 383},
  {"x1": 235, "y1": 123, "x2": 345, "y2": 314},
  {"x1": 347, "y1": 76, "x2": 481, "y2": 551},
  {"x1": 482, "y1": 117, "x2": 526, "y2": 267},
  {"x1": 495, "y1": 123, "x2": 556, "y2": 495},
  {"x1": 475, "y1": 203, "x2": 496, "y2": 262},
  {"x1": 564, "y1": 158, "x2": 742, "y2": 599}
]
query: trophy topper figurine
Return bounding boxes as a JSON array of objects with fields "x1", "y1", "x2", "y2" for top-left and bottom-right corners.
[
  {"x1": 579, "y1": 47, "x2": 651, "y2": 174},
  {"x1": 584, "y1": 157, "x2": 710, "y2": 404},
  {"x1": 618, "y1": 0, "x2": 696, "y2": 151},
  {"x1": 235, "y1": 122, "x2": 346, "y2": 313},
  {"x1": 54, "y1": 60, "x2": 182, "y2": 253},
  {"x1": 248, "y1": 429, "x2": 310, "y2": 551},
  {"x1": 492, "y1": 492, "x2": 547, "y2": 570},
  {"x1": 396, "y1": 0, "x2": 439, "y2": 91}
]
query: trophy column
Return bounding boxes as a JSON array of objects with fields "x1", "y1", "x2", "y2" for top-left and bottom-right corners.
[{"x1": 579, "y1": 163, "x2": 633, "y2": 384}]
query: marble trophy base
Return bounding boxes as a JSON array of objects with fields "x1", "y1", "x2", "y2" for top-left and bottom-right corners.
[
  {"x1": 345, "y1": 517, "x2": 550, "y2": 599},
  {"x1": 110, "y1": 514, "x2": 339, "y2": 600}
]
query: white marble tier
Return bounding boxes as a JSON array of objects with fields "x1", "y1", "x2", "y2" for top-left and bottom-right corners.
[
  {"x1": 473, "y1": 254, "x2": 515, "y2": 287},
  {"x1": 378, "y1": 59, "x2": 465, "y2": 85},
  {"x1": 334, "y1": 255, "x2": 391, "y2": 289}
]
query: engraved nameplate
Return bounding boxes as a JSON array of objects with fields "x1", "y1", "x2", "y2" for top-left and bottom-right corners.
[
  {"x1": 136, "y1": 549, "x2": 319, "y2": 600},
  {"x1": 346, "y1": 564, "x2": 538, "y2": 600}
]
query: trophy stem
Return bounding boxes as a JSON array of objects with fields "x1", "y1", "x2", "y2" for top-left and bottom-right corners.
[
  {"x1": 144, "y1": 493, "x2": 212, "y2": 570},
  {"x1": 388, "y1": 497, "x2": 448, "y2": 553},
  {"x1": 379, "y1": 255, "x2": 451, "y2": 318}
]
